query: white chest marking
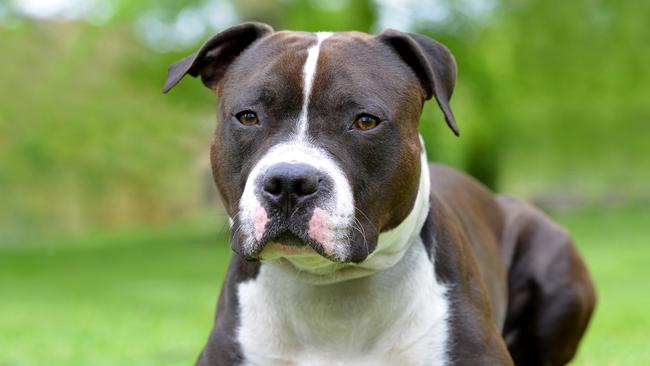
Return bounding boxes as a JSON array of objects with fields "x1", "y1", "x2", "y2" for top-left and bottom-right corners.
[
  {"x1": 296, "y1": 32, "x2": 332, "y2": 139},
  {"x1": 236, "y1": 238, "x2": 450, "y2": 366}
]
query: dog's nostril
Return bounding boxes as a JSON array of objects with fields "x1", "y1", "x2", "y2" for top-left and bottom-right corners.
[
  {"x1": 263, "y1": 177, "x2": 282, "y2": 196},
  {"x1": 295, "y1": 175, "x2": 319, "y2": 196},
  {"x1": 261, "y1": 163, "x2": 321, "y2": 212}
]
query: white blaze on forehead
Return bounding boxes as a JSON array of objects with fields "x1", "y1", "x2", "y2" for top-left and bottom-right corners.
[{"x1": 296, "y1": 32, "x2": 332, "y2": 139}]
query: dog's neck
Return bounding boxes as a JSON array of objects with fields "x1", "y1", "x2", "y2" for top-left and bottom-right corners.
[{"x1": 265, "y1": 136, "x2": 432, "y2": 285}]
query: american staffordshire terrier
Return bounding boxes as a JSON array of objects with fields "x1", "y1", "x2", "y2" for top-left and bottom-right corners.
[{"x1": 163, "y1": 22, "x2": 596, "y2": 366}]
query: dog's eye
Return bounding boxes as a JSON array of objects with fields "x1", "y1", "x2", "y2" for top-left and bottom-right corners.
[
  {"x1": 352, "y1": 114, "x2": 380, "y2": 131},
  {"x1": 236, "y1": 111, "x2": 259, "y2": 126}
]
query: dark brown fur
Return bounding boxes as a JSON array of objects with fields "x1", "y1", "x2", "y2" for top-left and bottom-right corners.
[{"x1": 164, "y1": 22, "x2": 596, "y2": 366}]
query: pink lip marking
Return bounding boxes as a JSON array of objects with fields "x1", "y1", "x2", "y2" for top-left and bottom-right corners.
[
  {"x1": 308, "y1": 207, "x2": 335, "y2": 255},
  {"x1": 252, "y1": 200, "x2": 269, "y2": 241}
]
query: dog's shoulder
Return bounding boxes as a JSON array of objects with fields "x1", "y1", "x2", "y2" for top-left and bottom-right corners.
[{"x1": 428, "y1": 163, "x2": 505, "y2": 239}]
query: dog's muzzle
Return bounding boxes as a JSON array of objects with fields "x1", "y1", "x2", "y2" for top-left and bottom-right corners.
[
  {"x1": 235, "y1": 142, "x2": 357, "y2": 264},
  {"x1": 239, "y1": 161, "x2": 346, "y2": 261}
]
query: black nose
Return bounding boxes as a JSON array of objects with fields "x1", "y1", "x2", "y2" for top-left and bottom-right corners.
[{"x1": 262, "y1": 163, "x2": 320, "y2": 216}]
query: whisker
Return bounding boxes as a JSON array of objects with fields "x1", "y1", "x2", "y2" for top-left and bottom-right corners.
[
  {"x1": 354, "y1": 206, "x2": 377, "y2": 233},
  {"x1": 348, "y1": 216, "x2": 369, "y2": 257}
]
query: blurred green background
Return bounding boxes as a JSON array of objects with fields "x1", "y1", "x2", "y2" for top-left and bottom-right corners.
[{"x1": 1, "y1": 0, "x2": 649, "y2": 365}]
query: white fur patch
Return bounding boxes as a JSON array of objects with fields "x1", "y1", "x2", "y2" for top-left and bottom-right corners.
[
  {"x1": 237, "y1": 237, "x2": 449, "y2": 366},
  {"x1": 296, "y1": 32, "x2": 332, "y2": 139}
]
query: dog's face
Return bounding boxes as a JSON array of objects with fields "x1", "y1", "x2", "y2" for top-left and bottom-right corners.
[{"x1": 164, "y1": 23, "x2": 457, "y2": 269}]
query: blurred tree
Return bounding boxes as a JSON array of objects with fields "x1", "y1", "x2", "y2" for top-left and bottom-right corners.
[
  {"x1": 1, "y1": 0, "x2": 649, "y2": 245},
  {"x1": 410, "y1": 2, "x2": 511, "y2": 190},
  {"x1": 233, "y1": 0, "x2": 375, "y2": 32}
]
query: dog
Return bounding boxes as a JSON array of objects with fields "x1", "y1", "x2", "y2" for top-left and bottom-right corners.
[{"x1": 163, "y1": 22, "x2": 596, "y2": 366}]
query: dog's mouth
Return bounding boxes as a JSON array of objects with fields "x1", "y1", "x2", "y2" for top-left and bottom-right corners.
[
  {"x1": 272, "y1": 230, "x2": 307, "y2": 247},
  {"x1": 259, "y1": 230, "x2": 322, "y2": 260}
]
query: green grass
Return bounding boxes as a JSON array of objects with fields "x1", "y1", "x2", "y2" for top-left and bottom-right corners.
[
  {"x1": 554, "y1": 209, "x2": 650, "y2": 366},
  {"x1": 1, "y1": 210, "x2": 649, "y2": 365},
  {"x1": 0, "y1": 218, "x2": 233, "y2": 366}
]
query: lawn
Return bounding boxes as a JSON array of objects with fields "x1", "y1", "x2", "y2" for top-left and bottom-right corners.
[
  {"x1": 555, "y1": 209, "x2": 650, "y2": 366},
  {"x1": 1, "y1": 210, "x2": 649, "y2": 365},
  {"x1": 0, "y1": 218, "x2": 233, "y2": 366}
]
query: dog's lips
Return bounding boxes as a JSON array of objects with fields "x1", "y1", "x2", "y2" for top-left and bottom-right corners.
[
  {"x1": 257, "y1": 228, "x2": 348, "y2": 263},
  {"x1": 261, "y1": 242, "x2": 316, "y2": 257},
  {"x1": 259, "y1": 231, "x2": 319, "y2": 259},
  {"x1": 272, "y1": 230, "x2": 307, "y2": 247},
  {"x1": 239, "y1": 205, "x2": 356, "y2": 263}
]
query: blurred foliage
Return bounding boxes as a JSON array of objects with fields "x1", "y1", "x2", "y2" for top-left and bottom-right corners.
[
  {"x1": 1, "y1": 0, "x2": 649, "y2": 245},
  {"x1": 0, "y1": 23, "x2": 214, "y2": 244}
]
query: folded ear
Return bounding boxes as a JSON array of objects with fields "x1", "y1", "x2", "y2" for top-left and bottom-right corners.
[
  {"x1": 163, "y1": 22, "x2": 274, "y2": 93},
  {"x1": 377, "y1": 29, "x2": 459, "y2": 136}
]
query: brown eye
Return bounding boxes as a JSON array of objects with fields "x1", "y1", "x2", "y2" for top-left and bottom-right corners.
[
  {"x1": 236, "y1": 111, "x2": 259, "y2": 126},
  {"x1": 353, "y1": 114, "x2": 379, "y2": 130}
]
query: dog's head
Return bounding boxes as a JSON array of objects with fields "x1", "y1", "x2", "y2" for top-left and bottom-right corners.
[{"x1": 164, "y1": 22, "x2": 457, "y2": 273}]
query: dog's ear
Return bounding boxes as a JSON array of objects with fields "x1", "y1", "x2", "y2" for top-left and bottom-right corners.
[
  {"x1": 377, "y1": 29, "x2": 459, "y2": 136},
  {"x1": 163, "y1": 22, "x2": 274, "y2": 93}
]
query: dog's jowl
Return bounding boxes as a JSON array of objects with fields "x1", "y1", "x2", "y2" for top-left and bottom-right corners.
[{"x1": 164, "y1": 22, "x2": 596, "y2": 366}]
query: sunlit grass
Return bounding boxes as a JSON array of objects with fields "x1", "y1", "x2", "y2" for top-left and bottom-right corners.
[
  {"x1": 1, "y1": 210, "x2": 648, "y2": 365},
  {"x1": 554, "y1": 209, "x2": 650, "y2": 366},
  {"x1": 0, "y1": 218, "x2": 232, "y2": 366}
]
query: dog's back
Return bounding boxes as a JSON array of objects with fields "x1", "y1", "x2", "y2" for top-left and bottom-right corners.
[{"x1": 429, "y1": 163, "x2": 596, "y2": 365}]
